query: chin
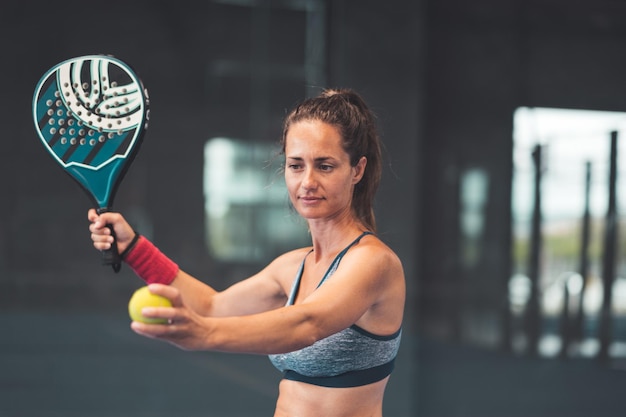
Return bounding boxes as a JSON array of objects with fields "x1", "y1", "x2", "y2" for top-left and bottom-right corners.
[{"x1": 296, "y1": 208, "x2": 324, "y2": 220}]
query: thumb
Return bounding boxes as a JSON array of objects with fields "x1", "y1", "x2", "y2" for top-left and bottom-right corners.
[{"x1": 87, "y1": 208, "x2": 100, "y2": 223}]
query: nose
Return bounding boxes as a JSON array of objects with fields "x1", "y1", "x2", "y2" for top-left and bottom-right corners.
[{"x1": 301, "y1": 167, "x2": 318, "y2": 190}]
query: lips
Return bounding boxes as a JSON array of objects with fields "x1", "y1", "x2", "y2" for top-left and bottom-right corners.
[{"x1": 299, "y1": 196, "x2": 323, "y2": 203}]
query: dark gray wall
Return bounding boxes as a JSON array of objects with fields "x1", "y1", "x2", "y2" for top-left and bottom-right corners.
[
  {"x1": 4, "y1": 0, "x2": 626, "y2": 415},
  {"x1": 419, "y1": 0, "x2": 626, "y2": 341},
  {"x1": 0, "y1": 1, "x2": 420, "y2": 415},
  {"x1": 0, "y1": 0, "x2": 420, "y2": 306}
]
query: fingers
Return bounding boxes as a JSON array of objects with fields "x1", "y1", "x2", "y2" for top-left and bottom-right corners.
[
  {"x1": 87, "y1": 209, "x2": 118, "y2": 229},
  {"x1": 89, "y1": 213, "x2": 114, "y2": 250},
  {"x1": 89, "y1": 211, "x2": 119, "y2": 230},
  {"x1": 147, "y1": 284, "x2": 183, "y2": 306},
  {"x1": 130, "y1": 319, "x2": 201, "y2": 351},
  {"x1": 129, "y1": 304, "x2": 186, "y2": 344},
  {"x1": 130, "y1": 320, "x2": 176, "y2": 341},
  {"x1": 87, "y1": 208, "x2": 98, "y2": 222},
  {"x1": 88, "y1": 210, "x2": 111, "y2": 234},
  {"x1": 91, "y1": 235, "x2": 114, "y2": 251},
  {"x1": 134, "y1": 306, "x2": 177, "y2": 325},
  {"x1": 133, "y1": 284, "x2": 181, "y2": 323},
  {"x1": 87, "y1": 209, "x2": 135, "y2": 250},
  {"x1": 129, "y1": 285, "x2": 207, "y2": 351}
]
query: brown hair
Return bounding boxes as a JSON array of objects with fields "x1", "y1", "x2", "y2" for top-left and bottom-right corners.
[{"x1": 281, "y1": 88, "x2": 382, "y2": 232}]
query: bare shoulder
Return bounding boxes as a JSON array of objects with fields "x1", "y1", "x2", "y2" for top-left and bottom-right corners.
[
  {"x1": 268, "y1": 246, "x2": 313, "y2": 268},
  {"x1": 356, "y1": 234, "x2": 404, "y2": 277},
  {"x1": 333, "y1": 233, "x2": 405, "y2": 292},
  {"x1": 339, "y1": 234, "x2": 405, "y2": 333},
  {"x1": 263, "y1": 246, "x2": 314, "y2": 288},
  {"x1": 348, "y1": 234, "x2": 406, "y2": 302}
]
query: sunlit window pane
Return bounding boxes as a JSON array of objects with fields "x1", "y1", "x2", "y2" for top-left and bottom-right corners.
[
  {"x1": 203, "y1": 137, "x2": 310, "y2": 262},
  {"x1": 511, "y1": 107, "x2": 626, "y2": 357}
]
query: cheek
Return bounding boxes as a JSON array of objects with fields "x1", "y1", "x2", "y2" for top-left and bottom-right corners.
[
  {"x1": 284, "y1": 174, "x2": 298, "y2": 195},
  {"x1": 340, "y1": 179, "x2": 358, "y2": 202}
]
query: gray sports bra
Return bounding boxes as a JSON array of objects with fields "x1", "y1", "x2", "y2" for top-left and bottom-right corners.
[{"x1": 268, "y1": 232, "x2": 402, "y2": 388}]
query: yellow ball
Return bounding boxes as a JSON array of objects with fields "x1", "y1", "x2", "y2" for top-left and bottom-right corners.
[{"x1": 128, "y1": 286, "x2": 172, "y2": 324}]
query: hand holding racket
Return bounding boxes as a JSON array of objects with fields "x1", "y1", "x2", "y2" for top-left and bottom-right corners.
[{"x1": 32, "y1": 55, "x2": 149, "y2": 272}]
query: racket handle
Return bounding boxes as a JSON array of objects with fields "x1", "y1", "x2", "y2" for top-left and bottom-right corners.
[
  {"x1": 96, "y1": 208, "x2": 122, "y2": 273},
  {"x1": 102, "y1": 224, "x2": 122, "y2": 273}
]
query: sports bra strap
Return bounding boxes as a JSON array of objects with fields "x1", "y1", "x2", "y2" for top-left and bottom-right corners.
[
  {"x1": 286, "y1": 231, "x2": 373, "y2": 305},
  {"x1": 317, "y1": 231, "x2": 372, "y2": 288}
]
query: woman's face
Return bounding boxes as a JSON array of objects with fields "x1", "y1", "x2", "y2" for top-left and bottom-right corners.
[{"x1": 284, "y1": 119, "x2": 365, "y2": 223}]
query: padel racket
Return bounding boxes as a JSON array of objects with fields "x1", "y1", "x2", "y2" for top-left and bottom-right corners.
[{"x1": 32, "y1": 54, "x2": 149, "y2": 272}]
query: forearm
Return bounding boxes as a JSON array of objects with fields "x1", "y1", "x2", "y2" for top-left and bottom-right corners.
[
  {"x1": 170, "y1": 270, "x2": 218, "y2": 316},
  {"x1": 204, "y1": 305, "x2": 319, "y2": 354},
  {"x1": 124, "y1": 235, "x2": 218, "y2": 315},
  {"x1": 129, "y1": 283, "x2": 313, "y2": 353}
]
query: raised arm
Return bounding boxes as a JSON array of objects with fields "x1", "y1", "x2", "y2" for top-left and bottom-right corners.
[
  {"x1": 88, "y1": 209, "x2": 288, "y2": 317},
  {"x1": 130, "y1": 238, "x2": 405, "y2": 355}
]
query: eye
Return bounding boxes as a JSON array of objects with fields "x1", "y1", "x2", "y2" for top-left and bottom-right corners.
[{"x1": 319, "y1": 164, "x2": 333, "y2": 172}]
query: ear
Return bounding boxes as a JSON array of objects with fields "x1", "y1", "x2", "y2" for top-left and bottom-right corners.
[{"x1": 352, "y1": 156, "x2": 367, "y2": 184}]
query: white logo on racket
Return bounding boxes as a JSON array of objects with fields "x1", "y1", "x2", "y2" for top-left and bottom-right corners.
[{"x1": 57, "y1": 57, "x2": 144, "y2": 132}]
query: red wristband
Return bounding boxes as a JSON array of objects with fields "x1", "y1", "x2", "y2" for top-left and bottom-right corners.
[{"x1": 124, "y1": 235, "x2": 179, "y2": 285}]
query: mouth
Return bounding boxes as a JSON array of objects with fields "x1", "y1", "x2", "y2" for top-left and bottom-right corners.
[{"x1": 299, "y1": 196, "x2": 323, "y2": 203}]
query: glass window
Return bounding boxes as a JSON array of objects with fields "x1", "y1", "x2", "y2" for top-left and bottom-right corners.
[
  {"x1": 459, "y1": 167, "x2": 489, "y2": 268},
  {"x1": 511, "y1": 107, "x2": 626, "y2": 356},
  {"x1": 202, "y1": 0, "x2": 327, "y2": 264},
  {"x1": 203, "y1": 137, "x2": 310, "y2": 262}
]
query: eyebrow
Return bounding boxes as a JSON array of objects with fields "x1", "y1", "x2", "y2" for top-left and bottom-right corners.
[{"x1": 286, "y1": 156, "x2": 336, "y2": 162}]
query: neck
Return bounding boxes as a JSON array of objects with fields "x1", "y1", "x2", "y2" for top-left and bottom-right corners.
[{"x1": 307, "y1": 217, "x2": 366, "y2": 260}]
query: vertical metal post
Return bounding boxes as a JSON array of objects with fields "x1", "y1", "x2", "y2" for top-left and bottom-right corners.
[
  {"x1": 574, "y1": 161, "x2": 592, "y2": 343},
  {"x1": 525, "y1": 144, "x2": 543, "y2": 356},
  {"x1": 561, "y1": 161, "x2": 593, "y2": 357},
  {"x1": 598, "y1": 131, "x2": 619, "y2": 362},
  {"x1": 560, "y1": 278, "x2": 572, "y2": 358}
]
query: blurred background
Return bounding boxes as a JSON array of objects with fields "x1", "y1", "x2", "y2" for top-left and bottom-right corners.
[{"x1": 3, "y1": 0, "x2": 626, "y2": 416}]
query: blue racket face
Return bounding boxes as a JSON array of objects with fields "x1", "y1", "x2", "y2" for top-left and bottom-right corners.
[{"x1": 33, "y1": 55, "x2": 149, "y2": 209}]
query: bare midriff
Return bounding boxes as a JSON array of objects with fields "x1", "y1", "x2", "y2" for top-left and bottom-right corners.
[{"x1": 273, "y1": 376, "x2": 389, "y2": 417}]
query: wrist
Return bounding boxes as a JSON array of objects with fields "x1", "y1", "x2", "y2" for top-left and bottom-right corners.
[
  {"x1": 124, "y1": 236, "x2": 179, "y2": 285},
  {"x1": 120, "y1": 232, "x2": 141, "y2": 259}
]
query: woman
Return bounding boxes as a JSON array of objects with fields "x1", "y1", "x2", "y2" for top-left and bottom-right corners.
[{"x1": 88, "y1": 88, "x2": 405, "y2": 417}]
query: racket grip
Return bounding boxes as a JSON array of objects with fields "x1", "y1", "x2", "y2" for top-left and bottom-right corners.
[
  {"x1": 96, "y1": 208, "x2": 121, "y2": 273},
  {"x1": 102, "y1": 224, "x2": 122, "y2": 272}
]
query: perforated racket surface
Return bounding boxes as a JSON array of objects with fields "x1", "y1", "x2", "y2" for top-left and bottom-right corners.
[{"x1": 33, "y1": 55, "x2": 149, "y2": 271}]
